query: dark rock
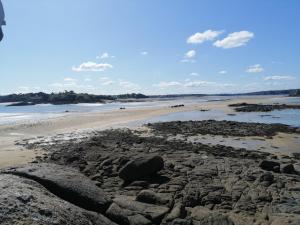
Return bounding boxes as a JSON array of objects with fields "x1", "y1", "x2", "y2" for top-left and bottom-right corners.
[
  {"x1": 171, "y1": 104, "x2": 185, "y2": 108},
  {"x1": 191, "y1": 206, "x2": 234, "y2": 225},
  {"x1": 19, "y1": 123, "x2": 300, "y2": 225},
  {"x1": 4, "y1": 163, "x2": 112, "y2": 213},
  {"x1": 130, "y1": 181, "x2": 149, "y2": 188},
  {"x1": 281, "y1": 164, "x2": 296, "y2": 174},
  {"x1": 165, "y1": 203, "x2": 186, "y2": 222},
  {"x1": 0, "y1": 174, "x2": 116, "y2": 225},
  {"x1": 259, "y1": 172, "x2": 274, "y2": 187},
  {"x1": 136, "y1": 189, "x2": 173, "y2": 206},
  {"x1": 7, "y1": 101, "x2": 36, "y2": 107},
  {"x1": 259, "y1": 160, "x2": 280, "y2": 173},
  {"x1": 147, "y1": 120, "x2": 299, "y2": 137},
  {"x1": 292, "y1": 153, "x2": 300, "y2": 160},
  {"x1": 229, "y1": 102, "x2": 300, "y2": 112},
  {"x1": 170, "y1": 218, "x2": 192, "y2": 225},
  {"x1": 106, "y1": 203, "x2": 152, "y2": 225},
  {"x1": 119, "y1": 155, "x2": 164, "y2": 181},
  {"x1": 113, "y1": 195, "x2": 169, "y2": 223}
]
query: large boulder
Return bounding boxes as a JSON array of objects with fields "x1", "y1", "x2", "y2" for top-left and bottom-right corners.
[
  {"x1": 3, "y1": 163, "x2": 112, "y2": 213},
  {"x1": 259, "y1": 160, "x2": 280, "y2": 173},
  {"x1": 119, "y1": 155, "x2": 164, "y2": 181},
  {"x1": 0, "y1": 174, "x2": 116, "y2": 225}
]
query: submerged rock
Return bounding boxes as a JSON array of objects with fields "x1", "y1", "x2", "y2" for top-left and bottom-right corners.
[{"x1": 119, "y1": 155, "x2": 164, "y2": 181}]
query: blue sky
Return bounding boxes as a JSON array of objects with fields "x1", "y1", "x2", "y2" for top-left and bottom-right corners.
[{"x1": 0, "y1": 0, "x2": 299, "y2": 95}]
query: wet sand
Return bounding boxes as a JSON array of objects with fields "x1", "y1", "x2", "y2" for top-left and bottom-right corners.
[{"x1": 0, "y1": 95, "x2": 299, "y2": 168}]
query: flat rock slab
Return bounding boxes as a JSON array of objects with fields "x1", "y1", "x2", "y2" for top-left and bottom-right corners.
[
  {"x1": 3, "y1": 163, "x2": 112, "y2": 213},
  {"x1": 0, "y1": 174, "x2": 116, "y2": 225}
]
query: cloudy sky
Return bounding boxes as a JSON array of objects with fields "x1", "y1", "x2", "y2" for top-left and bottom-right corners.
[{"x1": 0, "y1": 0, "x2": 299, "y2": 95}]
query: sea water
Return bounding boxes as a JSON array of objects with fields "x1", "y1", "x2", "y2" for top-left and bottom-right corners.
[
  {"x1": 1, "y1": 96, "x2": 300, "y2": 127},
  {"x1": 144, "y1": 109, "x2": 300, "y2": 127},
  {"x1": 0, "y1": 97, "x2": 209, "y2": 125},
  {"x1": 142, "y1": 96, "x2": 300, "y2": 127}
]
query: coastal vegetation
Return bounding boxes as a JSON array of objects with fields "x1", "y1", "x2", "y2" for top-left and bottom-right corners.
[
  {"x1": 0, "y1": 89, "x2": 299, "y2": 106},
  {"x1": 0, "y1": 91, "x2": 148, "y2": 106}
]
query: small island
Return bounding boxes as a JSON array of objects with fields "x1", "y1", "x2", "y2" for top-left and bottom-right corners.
[
  {"x1": 0, "y1": 91, "x2": 149, "y2": 106},
  {"x1": 1, "y1": 89, "x2": 300, "y2": 107}
]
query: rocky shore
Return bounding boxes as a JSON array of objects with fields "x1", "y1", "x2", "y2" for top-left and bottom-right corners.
[
  {"x1": 229, "y1": 103, "x2": 300, "y2": 112},
  {"x1": 1, "y1": 120, "x2": 300, "y2": 225},
  {"x1": 147, "y1": 120, "x2": 300, "y2": 137}
]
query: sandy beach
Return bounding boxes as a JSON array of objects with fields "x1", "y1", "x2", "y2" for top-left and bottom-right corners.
[{"x1": 1, "y1": 95, "x2": 299, "y2": 168}]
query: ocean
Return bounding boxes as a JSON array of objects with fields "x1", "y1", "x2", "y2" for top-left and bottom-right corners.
[{"x1": 1, "y1": 96, "x2": 300, "y2": 127}]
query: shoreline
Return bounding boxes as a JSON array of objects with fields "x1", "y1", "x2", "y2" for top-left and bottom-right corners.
[
  {"x1": 1, "y1": 95, "x2": 300, "y2": 224},
  {"x1": 8, "y1": 119, "x2": 299, "y2": 225},
  {"x1": 0, "y1": 95, "x2": 300, "y2": 168}
]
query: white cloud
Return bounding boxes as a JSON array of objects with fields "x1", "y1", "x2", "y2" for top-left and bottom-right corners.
[
  {"x1": 141, "y1": 51, "x2": 148, "y2": 55},
  {"x1": 219, "y1": 70, "x2": 227, "y2": 74},
  {"x1": 214, "y1": 31, "x2": 254, "y2": 49},
  {"x1": 181, "y1": 59, "x2": 196, "y2": 63},
  {"x1": 187, "y1": 30, "x2": 223, "y2": 44},
  {"x1": 50, "y1": 77, "x2": 96, "y2": 91},
  {"x1": 264, "y1": 76, "x2": 296, "y2": 81},
  {"x1": 246, "y1": 64, "x2": 264, "y2": 73},
  {"x1": 64, "y1": 77, "x2": 77, "y2": 82},
  {"x1": 72, "y1": 62, "x2": 113, "y2": 72},
  {"x1": 96, "y1": 52, "x2": 115, "y2": 59},
  {"x1": 99, "y1": 76, "x2": 111, "y2": 81},
  {"x1": 181, "y1": 50, "x2": 196, "y2": 63},
  {"x1": 156, "y1": 81, "x2": 182, "y2": 88},
  {"x1": 189, "y1": 72, "x2": 199, "y2": 76},
  {"x1": 102, "y1": 81, "x2": 114, "y2": 86},
  {"x1": 155, "y1": 80, "x2": 236, "y2": 91},
  {"x1": 184, "y1": 50, "x2": 196, "y2": 58},
  {"x1": 184, "y1": 81, "x2": 216, "y2": 87},
  {"x1": 84, "y1": 78, "x2": 92, "y2": 82},
  {"x1": 119, "y1": 81, "x2": 138, "y2": 87},
  {"x1": 100, "y1": 52, "x2": 109, "y2": 59}
]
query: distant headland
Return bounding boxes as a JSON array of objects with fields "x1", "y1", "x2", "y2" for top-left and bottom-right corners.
[{"x1": 0, "y1": 89, "x2": 299, "y2": 106}]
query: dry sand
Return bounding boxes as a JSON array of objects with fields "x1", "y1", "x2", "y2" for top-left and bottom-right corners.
[{"x1": 0, "y1": 96, "x2": 299, "y2": 168}]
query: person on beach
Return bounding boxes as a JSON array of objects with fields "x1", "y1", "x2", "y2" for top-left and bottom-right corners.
[{"x1": 0, "y1": 0, "x2": 6, "y2": 42}]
